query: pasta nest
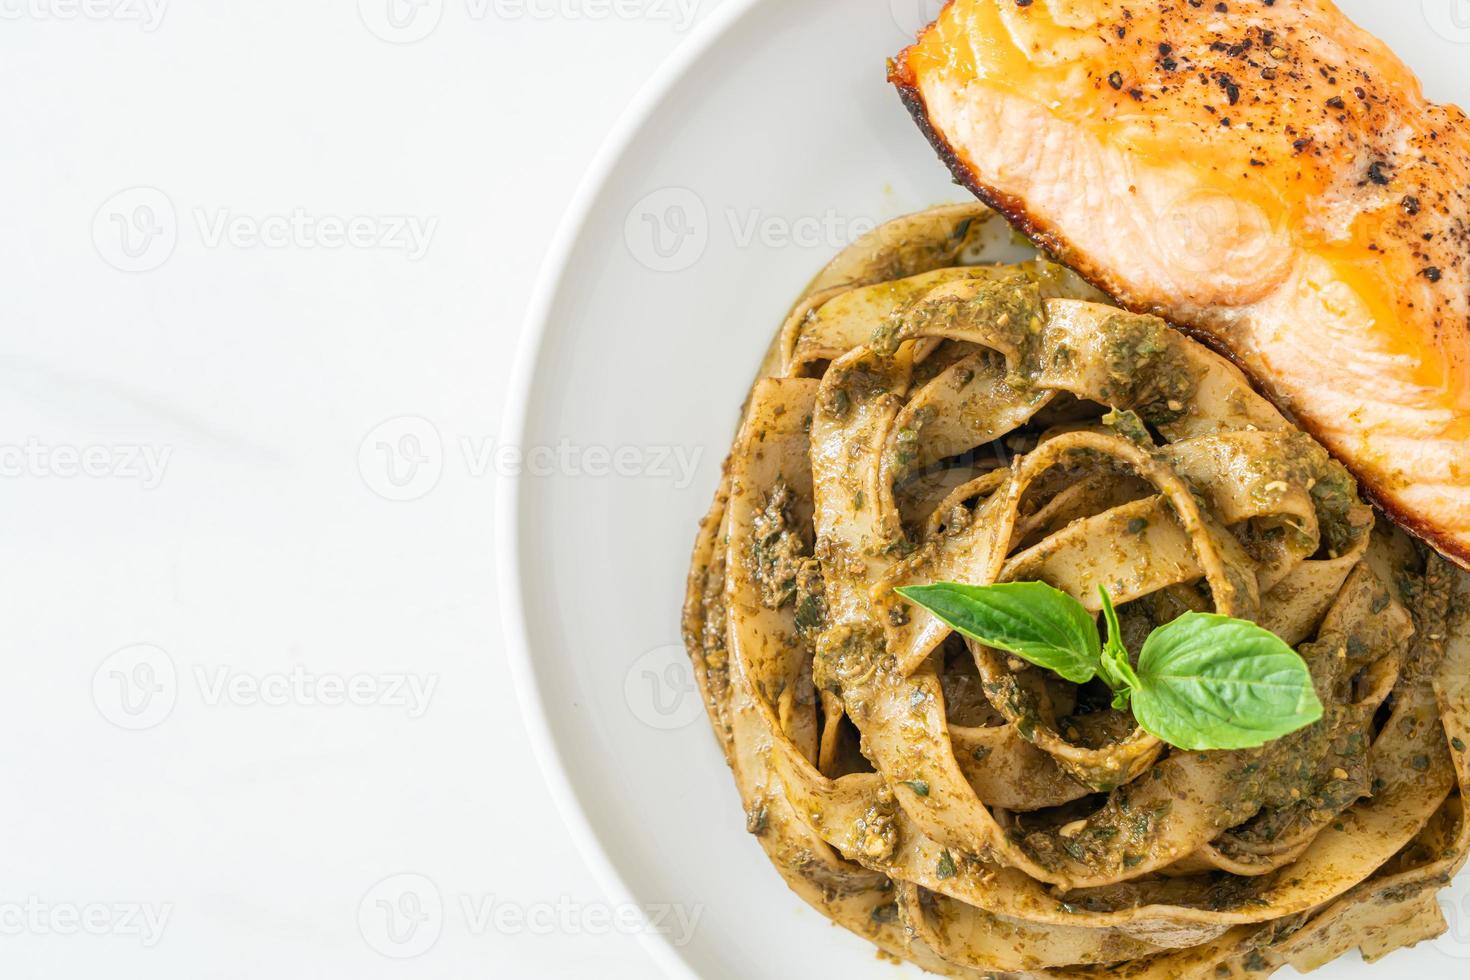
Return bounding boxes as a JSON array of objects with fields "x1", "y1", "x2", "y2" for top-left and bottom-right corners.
[{"x1": 683, "y1": 205, "x2": 1470, "y2": 978}]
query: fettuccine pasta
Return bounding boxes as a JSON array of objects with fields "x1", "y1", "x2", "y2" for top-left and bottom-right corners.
[{"x1": 683, "y1": 205, "x2": 1470, "y2": 977}]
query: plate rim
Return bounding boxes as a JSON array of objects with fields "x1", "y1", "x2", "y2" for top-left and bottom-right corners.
[
  {"x1": 498, "y1": 6, "x2": 1470, "y2": 979},
  {"x1": 496, "y1": 2, "x2": 764, "y2": 978}
]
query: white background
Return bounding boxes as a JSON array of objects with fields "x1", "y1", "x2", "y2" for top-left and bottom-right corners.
[
  {"x1": 0, "y1": 1, "x2": 719, "y2": 976},
  {"x1": 6, "y1": 2, "x2": 1470, "y2": 979}
]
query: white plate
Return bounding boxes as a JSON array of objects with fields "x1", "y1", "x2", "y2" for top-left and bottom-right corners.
[{"x1": 500, "y1": 2, "x2": 1470, "y2": 977}]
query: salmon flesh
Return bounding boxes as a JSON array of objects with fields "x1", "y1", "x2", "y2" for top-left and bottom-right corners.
[{"x1": 892, "y1": 0, "x2": 1470, "y2": 567}]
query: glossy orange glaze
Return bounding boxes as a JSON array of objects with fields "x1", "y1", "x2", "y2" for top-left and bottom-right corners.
[{"x1": 893, "y1": 0, "x2": 1470, "y2": 565}]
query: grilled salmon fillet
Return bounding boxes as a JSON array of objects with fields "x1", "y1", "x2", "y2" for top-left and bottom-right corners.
[{"x1": 891, "y1": 0, "x2": 1470, "y2": 567}]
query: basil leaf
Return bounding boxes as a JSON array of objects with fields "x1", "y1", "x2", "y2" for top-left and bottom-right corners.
[
  {"x1": 895, "y1": 582, "x2": 1101, "y2": 684},
  {"x1": 1130, "y1": 613, "x2": 1324, "y2": 751},
  {"x1": 1096, "y1": 587, "x2": 1140, "y2": 701}
]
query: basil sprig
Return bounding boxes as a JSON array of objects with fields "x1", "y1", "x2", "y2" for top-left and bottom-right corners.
[
  {"x1": 893, "y1": 582, "x2": 1102, "y2": 683},
  {"x1": 894, "y1": 582, "x2": 1323, "y2": 751}
]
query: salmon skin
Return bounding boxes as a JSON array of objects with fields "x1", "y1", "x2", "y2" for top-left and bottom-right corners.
[{"x1": 891, "y1": 0, "x2": 1470, "y2": 568}]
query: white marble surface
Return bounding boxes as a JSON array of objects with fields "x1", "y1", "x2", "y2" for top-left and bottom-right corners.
[
  {"x1": 0, "y1": 3, "x2": 713, "y2": 976},
  {"x1": 8, "y1": 4, "x2": 1470, "y2": 979}
]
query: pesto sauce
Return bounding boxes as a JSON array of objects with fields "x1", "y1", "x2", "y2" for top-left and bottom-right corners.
[{"x1": 1100, "y1": 314, "x2": 1196, "y2": 423}]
